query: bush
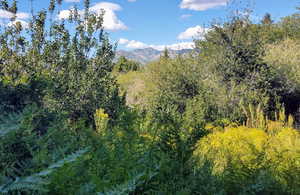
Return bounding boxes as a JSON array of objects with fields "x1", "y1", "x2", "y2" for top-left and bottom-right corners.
[
  {"x1": 193, "y1": 125, "x2": 300, "y2": 194},
  {"x1": 264, "y1": 39, "x2": 300, "y2": 115}
]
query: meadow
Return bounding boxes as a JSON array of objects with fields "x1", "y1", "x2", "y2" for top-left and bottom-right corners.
[{"x1": 0, "y1": 0, "x2": 300, "y2": 194}]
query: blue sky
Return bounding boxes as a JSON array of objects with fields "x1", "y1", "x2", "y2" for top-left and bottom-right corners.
[{"x1": 1, "y1": 0, "x2": 299, "y2": 50}]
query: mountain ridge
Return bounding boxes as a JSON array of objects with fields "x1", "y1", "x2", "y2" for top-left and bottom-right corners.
[{"x1": 116, "y1": 48, "x2": 193, "y2": 64}]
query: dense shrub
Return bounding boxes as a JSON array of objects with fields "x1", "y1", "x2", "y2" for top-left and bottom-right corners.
[
  {"x1": 193, "y1": 125, "x2": 300, "y2": 194},
  {"x1": 264, "y1": 39, "x2": 300, "y2": 115}
]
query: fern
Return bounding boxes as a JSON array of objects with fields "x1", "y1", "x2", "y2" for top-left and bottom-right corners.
[
  {"x1": 0, "y1": 148, "x2": 89, "y2": 194},
  {"x1": 0, "y1": 176, "x2": 48, "y2": 193},
  {"x1": 0, "y1": 111, "x2": 23, "y2": 138},
  {"x1": 98, "y1": 171, "x2": 157, "y2": 195}
]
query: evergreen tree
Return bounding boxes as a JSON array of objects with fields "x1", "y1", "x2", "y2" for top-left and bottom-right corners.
[
  {"x1": 114, "y1": 56, "x2": 140, "y2": 73},
  {"x1": 262, "y1": 13, "x2": 273, "y2": 25},
  {"x1": 162, "y1": 47, "x2": 170, "y2": 59}
]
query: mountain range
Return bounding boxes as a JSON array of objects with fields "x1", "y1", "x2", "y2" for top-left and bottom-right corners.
[{"x1": 116, "y1": 48, "x2": 193, "y2": 64}]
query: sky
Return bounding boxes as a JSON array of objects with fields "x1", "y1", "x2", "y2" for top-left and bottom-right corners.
[{"x1": 0, "y1": 0, "x2": 299, "y2": 50}]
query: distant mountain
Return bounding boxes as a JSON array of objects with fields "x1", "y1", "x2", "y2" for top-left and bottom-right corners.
[{"x1": 116, "y1": 48, "x2": 193, "y2": 64}]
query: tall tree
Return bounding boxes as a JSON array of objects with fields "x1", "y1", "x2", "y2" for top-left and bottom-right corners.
[
  {"x1": 262, "y1": 13, "x2": 273, "y2": 25},
  {"x1": 0, "y1": 0, "x2": 124, "y2": 123}
]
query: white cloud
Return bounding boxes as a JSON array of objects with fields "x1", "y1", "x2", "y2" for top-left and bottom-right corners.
[
  {"x1": 118, "y1": 38, "x2": 147, "y2": 49},
  {"x1": 119, "y1": 38, "x2": 195, "y2": 51},
  {"x1": 64, "y1": 0, "x2": 80, "y2": 2},
  {"x1": 152, "y1": 42, "x2": 195, "y2": 51},
  {"x1": 119, "y1": 38, "x2": 129, "y2": 44},
  {"x1": 90, "y1": 2, "x2": 127, "y2": 31},
  {"x1": 58, "y1": 2, "x2": 127, "y2": 31},
  {"x1": 16, "y1": 12, "x2": 30, "y2": 19},
  {"x1": 177, "y1": 25, "x2": 209, "y2": 40},
  {"x1": 58, "y1": 9, "x2": 73, "y2": 20},
  {"x1": 0, "y1": 9, "x2": 14, "y2": 18},
  {"x1": 180, "y1": 0, "x2": 229, "y2": 11},
  {"x1": 0, "y1": 9, "x2": 30, "y2": 28},
  {"x1": 127, "y1": 40, "x2": 148, "y2": 49},
  {"x1": 0, "y1": 9, "x2": 29, "y2": 19}
]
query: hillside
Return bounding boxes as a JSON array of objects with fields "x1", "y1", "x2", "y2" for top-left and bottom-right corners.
[{"x1": 116, "y1": 48, "x2": 193, "y2": 64}]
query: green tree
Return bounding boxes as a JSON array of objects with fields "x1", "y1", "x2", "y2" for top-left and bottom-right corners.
[
  {"x1": 161, "y1": 47, "x2": 170, "y2": 59},
  {"x1": 0, "y1": 0, "x2": 125, "y2": 123},
  {"x1": 261, "y1": 13, "x2": 273, "y2": 25},
  {"x1": 280, "y1": 13, "x2": 300, "y2": 39},
  {"x1": 114, "y1": 56, "x2": 140, "y2": 73},
  {"x1": 195, "y1": 17, "x2": 285, "y2": 119},
  {"x1": 264, "y1": 39, "x2": 300, "y2": 115}
]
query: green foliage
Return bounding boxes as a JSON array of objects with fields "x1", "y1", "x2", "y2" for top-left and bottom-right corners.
[
  {"x1": 98, "y1": 171, "x2": 156, "y2": 195},
  {"x1": 280, "y1": 13, "x2": 300, "y2": 40},
  {"x1": 0, "y1": 104, "x2": 90, "y2": 194},
  {"x1": 0, "y1": 0, "x2": 124, "y2": 124},
  {"x1": 145, "y1": 56, "x2": 201, "y2": 113},
  {"x1": 264, "y1": 38, "x2": 300, "y2": 114},
  {"x1": 261, "y1": 13, "x2": 273, "y2": 25},
  {"x1": 1, "y1": 1, "x2": 300, "y2": 194},
  {"x1": 193, "y1": 16, "x2": 296, "y2": 121},
  {"x1": 116, "y1": 71, "x2": 146, "y2": 107},
  {"x1": 0, "y1": 110, "x2": 23, "y2": 138},
  {"x1": 183, "y1": 94, "x2": 218, "y2": 129},
  {"x1": 0, "y1": 149, "x2": 88, "y2": 194},
  {"x1": 0, "y1": 106, "x2": 39, "y2": 177},
  {"x1": 114, "y1": 56, "x2": 141, "y2": 73}
]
